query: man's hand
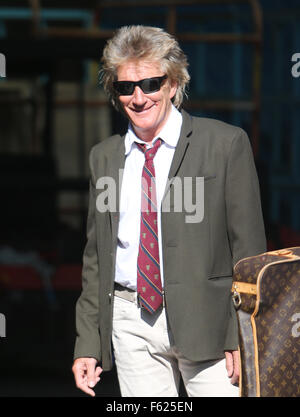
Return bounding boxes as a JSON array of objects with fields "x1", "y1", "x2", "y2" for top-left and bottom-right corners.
[
  {"x1": 72, "y1": 357, "x2": 103, "y2": 397},
  {"x1": 225, "y1": 350, "x2": 239, "y2": 385}
]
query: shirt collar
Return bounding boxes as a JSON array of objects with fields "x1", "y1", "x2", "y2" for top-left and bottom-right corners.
[{"x1": 124, "y1": 104, "x2": 183, "y2": 156}]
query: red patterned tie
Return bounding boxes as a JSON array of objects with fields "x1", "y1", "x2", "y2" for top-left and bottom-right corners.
[{"x1": 136, "y1": 138, "x2": 163, "y2": 313}]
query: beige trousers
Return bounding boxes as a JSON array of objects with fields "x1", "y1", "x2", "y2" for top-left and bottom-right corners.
[{"x1": 112, "y1": 294, "x2": 239, "y2": 397}]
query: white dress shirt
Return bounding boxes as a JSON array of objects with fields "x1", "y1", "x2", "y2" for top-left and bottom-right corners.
[{"x1": 114, "y1": 105, "x2": 183, "y2": 290}]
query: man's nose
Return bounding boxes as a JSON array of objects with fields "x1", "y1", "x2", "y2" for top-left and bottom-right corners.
[{"x1": 132, "y1": 86, "x2": 147, "y2": 105}]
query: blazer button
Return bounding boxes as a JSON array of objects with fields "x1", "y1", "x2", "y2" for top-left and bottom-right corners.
[{"x1": 108, "y1": 293, "x2": 112, "y2": 303}]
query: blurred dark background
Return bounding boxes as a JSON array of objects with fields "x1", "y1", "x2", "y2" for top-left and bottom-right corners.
[{"x1": 0, "y1": 0, "x2": 299, "y2": 397}]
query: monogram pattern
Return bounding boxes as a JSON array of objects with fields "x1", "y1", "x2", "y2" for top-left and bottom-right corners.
[{"x1": 233, "y1": 247, "x2": 300, "y2": 397}]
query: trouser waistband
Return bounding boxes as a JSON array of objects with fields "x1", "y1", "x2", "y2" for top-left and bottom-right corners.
[
  {"x1": 114, "y1": 282, "x2": 165, "y2": 308},
  {"x1": 114, "y1": 282, "x2": 137, "y2": 303}
]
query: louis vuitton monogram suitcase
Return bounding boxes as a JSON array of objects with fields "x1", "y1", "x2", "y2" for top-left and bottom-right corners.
[{"x1": 232, "y1": 247, "x2": 300, "y2": 397}]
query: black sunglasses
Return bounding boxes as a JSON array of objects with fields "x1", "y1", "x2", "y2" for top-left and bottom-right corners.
[{"x1": 113, "y1": 75, "x2": 167, "y2": 96}]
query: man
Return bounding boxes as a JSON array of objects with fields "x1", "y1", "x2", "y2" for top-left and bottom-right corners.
[{"x1": 72, "y1": 25, "x2": 266, "y2": 397}]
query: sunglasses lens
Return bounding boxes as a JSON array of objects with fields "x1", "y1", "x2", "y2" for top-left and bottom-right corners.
[
  {"x1": 140, "y1": 78, "x2": 160, "y2": 94},
  {"x1": 115, "y1": 82, "x2": 134, "y2": 95}
]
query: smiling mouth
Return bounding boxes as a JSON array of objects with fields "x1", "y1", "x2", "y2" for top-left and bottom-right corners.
[{"x1": 130, "y1": 104, "x2": 155, "y2": 114}]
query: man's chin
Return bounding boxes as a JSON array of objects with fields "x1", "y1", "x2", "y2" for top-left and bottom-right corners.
[{"x1": 130, "y1": 118, "x2": 155, "y2": 132}]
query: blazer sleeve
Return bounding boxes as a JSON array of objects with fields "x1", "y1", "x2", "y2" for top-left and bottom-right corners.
[
  {"x1": 224, "y1": 129, "x2": 266, "y2": 350},
  {"x1": 73, "y1": 148, "x2": 101, "y2": 362},
  {"x1": 225, "y1": 129, "x2": 266, "y2": 265}
]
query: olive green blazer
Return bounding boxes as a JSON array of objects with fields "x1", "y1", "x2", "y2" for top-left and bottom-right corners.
[{"x1": 74, "y1": 110, "x2": 266, "y2": 371}]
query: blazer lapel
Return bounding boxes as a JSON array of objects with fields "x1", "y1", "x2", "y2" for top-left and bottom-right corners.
[
  {"x1": 162, "y1": 109, "x2": 193, "y2": 200},
  {"x1": 107, "y1": 136, "x2": 126, "y2": 251}
]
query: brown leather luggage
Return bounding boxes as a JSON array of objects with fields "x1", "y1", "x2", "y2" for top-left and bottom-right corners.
[{"x1": 232, "y1": 248, "x2": 300, "y2": 397}]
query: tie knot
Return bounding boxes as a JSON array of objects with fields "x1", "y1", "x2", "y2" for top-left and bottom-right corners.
[{"x1": 136, "y1": 138, "x2": 163, "y2": 161}]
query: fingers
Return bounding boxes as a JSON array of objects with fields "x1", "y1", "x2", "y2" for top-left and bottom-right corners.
[
  {"x1": 86, "y1": 358, "x2": 98, "y2": 389},
  {"x1": 95, "y1": 366, "x2": 103, "y2": 379},
  {"x1": 225, "y1": 351, "x2": 233, "y2": 377},
  {"x1": 231, "y1": 350, "x2": 240, "y2": 385},
  {"x1": 93, "y1": 367, "x2": 102, "y2": 386},
  {"x1": 225, "y1": 350, "x2": 239, "y2": 385},
  {"x1": 72, "y1": 357, "x2": 102, "y2": 397}
]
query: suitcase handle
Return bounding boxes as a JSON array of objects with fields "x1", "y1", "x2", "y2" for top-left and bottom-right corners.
[{"x1": 267, "y1": 249, "x2": 297, "y2": 258}]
